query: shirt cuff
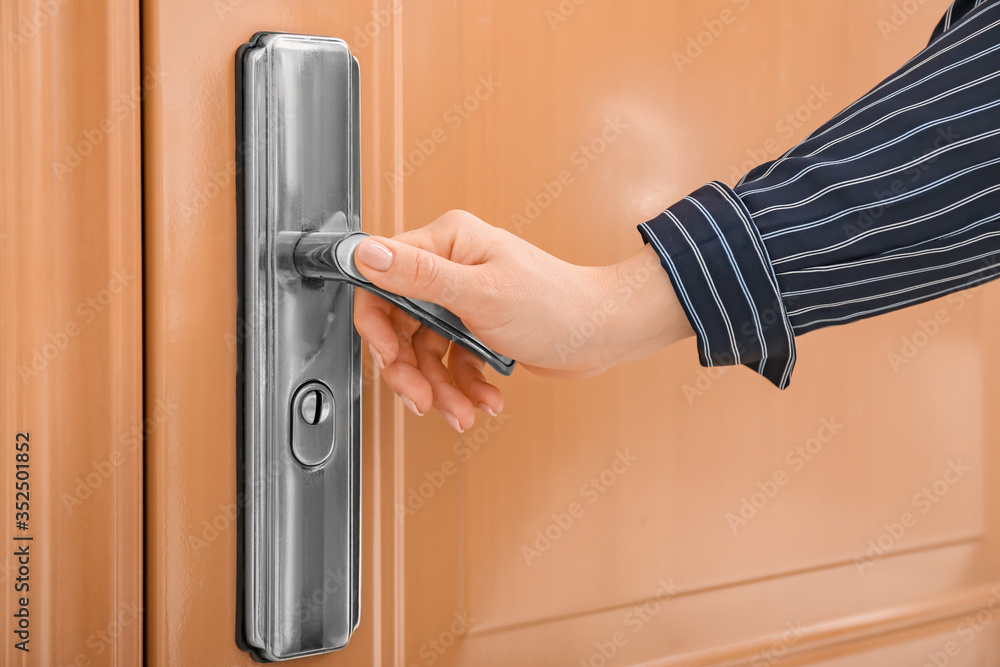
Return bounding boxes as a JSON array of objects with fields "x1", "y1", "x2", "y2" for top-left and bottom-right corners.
[{"x1": 638, "y1": 181, "x2": 798, "y2": 389}]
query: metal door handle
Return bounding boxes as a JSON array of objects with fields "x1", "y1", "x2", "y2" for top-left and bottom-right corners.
[
  {"x1": 236, "y1": 32, "x2": 513, "y2": 662},
  {"x1": 286, "y1": 230, "x2": 515, "y2": 376}
]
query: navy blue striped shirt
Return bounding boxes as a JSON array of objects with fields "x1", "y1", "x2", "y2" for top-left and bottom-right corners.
[{"x1": 640, "y1": 0, "x2": 1000, "y2": 388}]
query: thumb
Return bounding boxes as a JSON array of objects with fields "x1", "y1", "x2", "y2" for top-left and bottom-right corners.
[{"x1": 354, "y1": 235, "x2": 470, "y2": 305}]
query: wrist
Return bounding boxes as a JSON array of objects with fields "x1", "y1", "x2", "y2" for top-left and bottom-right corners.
[{"x1": 597, "y1": 244, "x2": 694, "y2": 370}]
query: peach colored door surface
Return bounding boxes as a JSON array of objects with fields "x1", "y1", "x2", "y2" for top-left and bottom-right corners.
[
  {"x1": 134, "y1": 0, "x2": 1000, "y2": 666},
  {"x1": 1, "y1": 1, "x2": 143, "y2": 666}
]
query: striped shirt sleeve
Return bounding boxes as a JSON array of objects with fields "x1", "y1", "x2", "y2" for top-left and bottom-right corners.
[{"x1": 640, "y1": 0, "x2": 1000, "y2": 389}]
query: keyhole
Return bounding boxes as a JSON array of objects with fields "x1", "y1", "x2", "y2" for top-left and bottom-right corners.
[{"x1": 299, "y1": 388, "x2": 331, "y2": 425}]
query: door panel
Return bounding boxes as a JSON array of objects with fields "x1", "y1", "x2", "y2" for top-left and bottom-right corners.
[
  {"x1": 402, "y1": 1, "x2": 1000, "y2": 664},
  {"x1": 142, "y1": 0, "x2": 1000, "y2": 665},
  {"x1": 0, "y1": 1, "x2": 143, "y2": 665}
]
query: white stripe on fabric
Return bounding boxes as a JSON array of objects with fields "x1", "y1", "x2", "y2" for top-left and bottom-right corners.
[
  {"x1": 756, "y1": 101, "x2": 1000, "y2": 227},
  {"x1": 742, "y1": 10, "x2": 1000, "y2": 186},
  {"x1": 711, "y1": 183, "x2": 798, "y2": 384},
  {"x1": 787, "y1": 262, "x2": 1000, "y2": 316},
  {"x1": 772, "y1": 182, "x2": 1000, "y2": 266},
  {"x1": 685, "y1": 196, "x2": 768, "y2": 367},
  {"x1": 740, "y1": 97, "x2": 1000, "y2": 199},
  {"x1": 777, "y1": 225, "x2": 1000, "y2": 276},
  {"x1": 782, "y1": 246, "x2": 1000, "y2": 297},
  {"x1": 760, "y1": 141, "x2": 1000, "y2": 237},
  {"x1": 639, "y1": 222, "x2": 714, "y2": 365},
  {"x1": 792, "y1": 267, "x2": 1000, "y2": 329},
  {"x1": 663, "y1": 210, "x2": 742, "y2": 363}
]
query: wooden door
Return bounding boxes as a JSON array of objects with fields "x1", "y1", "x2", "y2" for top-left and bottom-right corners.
[
  {"x1": 1, "y1": 1, "x2": 143, "y2": 665},
  {"x1": 140, "y1": 0, "x2": 1000, "y2": 665}
]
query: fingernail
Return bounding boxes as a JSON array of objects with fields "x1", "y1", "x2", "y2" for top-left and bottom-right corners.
[
  {"x1": 399, "y1": 394, "x2": 423, "y2": 416},
  {"x1": 357, "y1": 238, "x2": 393, "y2": 272},
  {"x1": 477, "y1": 402, "x2": 498, "y2": 417},
  {"x1": 369, "y1": 343, "x2": 385, "y2": 369},
  {"x1": 441, "y1": 410, "x2": 464, "y2": 433}
]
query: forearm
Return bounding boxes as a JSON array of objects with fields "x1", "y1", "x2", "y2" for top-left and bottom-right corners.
[{"x1": 598, "y1": 244, "x2": 695, "y2": 372}]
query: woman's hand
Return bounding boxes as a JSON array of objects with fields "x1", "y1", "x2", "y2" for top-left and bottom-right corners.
[{"x1": 353, "y1": 210, "x2": 692, "y2": 432}]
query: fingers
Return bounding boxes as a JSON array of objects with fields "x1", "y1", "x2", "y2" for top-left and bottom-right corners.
[
  {"x1": 356, "y1": 295, "x2": 504, "y2": 431},
  {"x1": 378, "y1": 344, "x2": 434, "y2": 417},
  {"x1": 447, "y1": 346, "x2": 503, "y2": 417},
  {"x1": 353, "y1": 211, "x2": 496, "y2": 310},
  {"x1": 354, "y1": 290, "x2": 402, "y2": 366},
  {"x1": 411, "y1": 327, "x2": 477, "y2": 432},
  {"x1": 355, "y1": 235, "x2": 472, "y2": 309},
  {"x1": 354, "y1": 211, "x2": 504, "y2": 431},
  {"x1": 389, "y1": 211, "x2": 492, "y2": 265},
  {"x1": 355, "y1": 291, "x2": 432, "y2": 412}
]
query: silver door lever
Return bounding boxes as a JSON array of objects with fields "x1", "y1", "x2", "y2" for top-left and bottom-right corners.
[{"x1": 283, "y1": 230, "x2": 515, "y2": 376}]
